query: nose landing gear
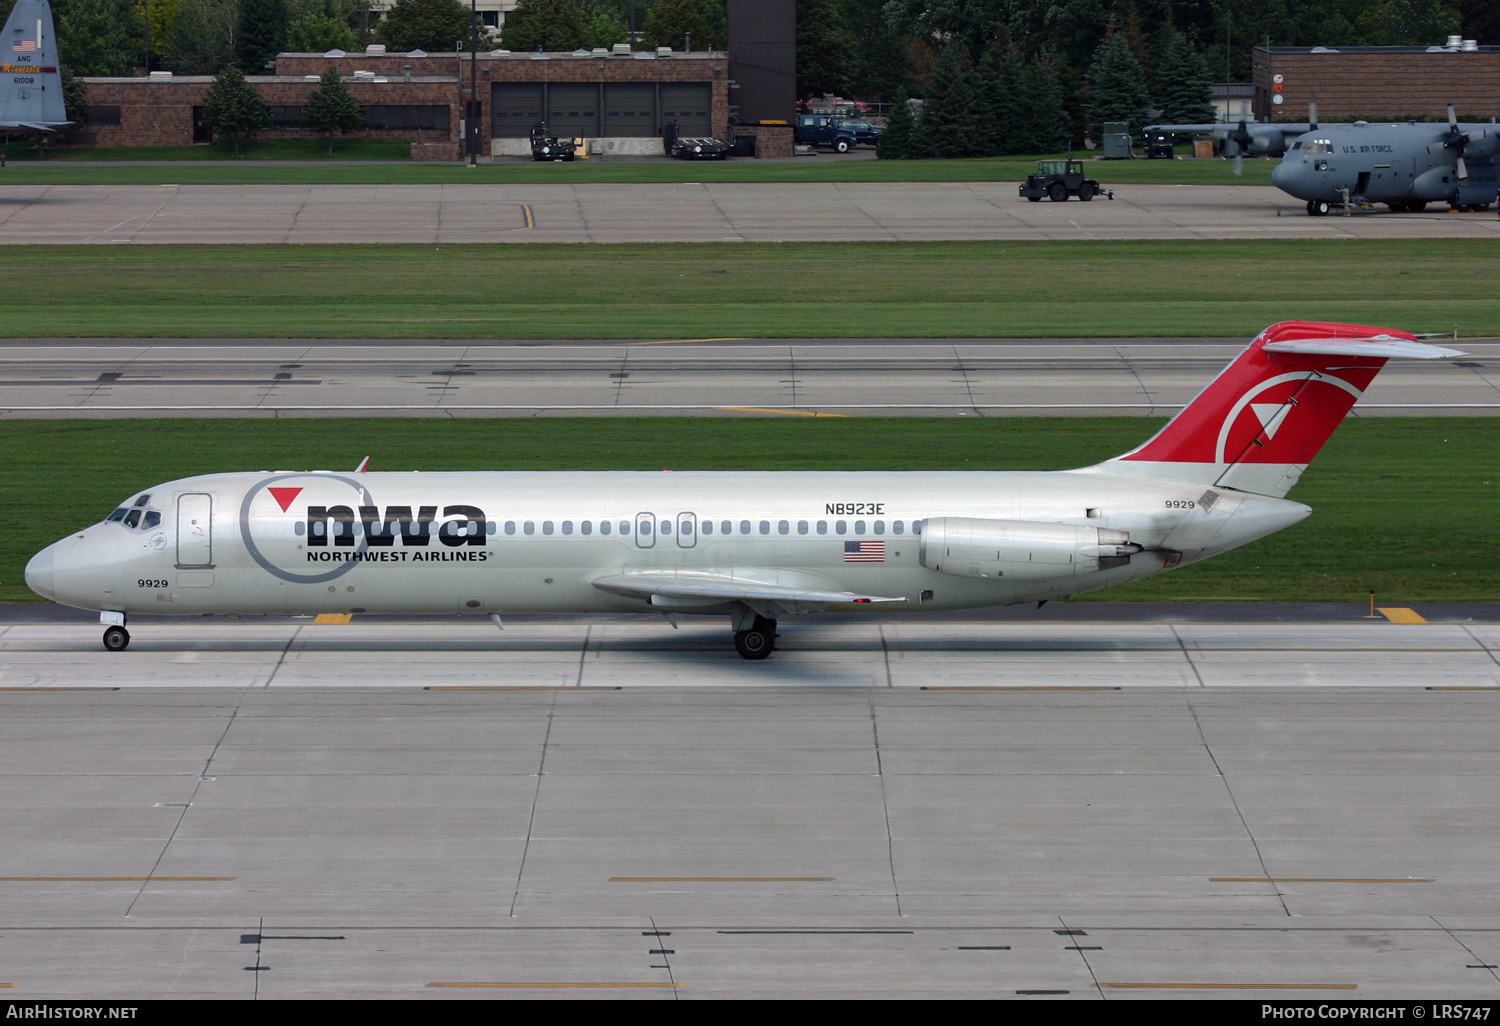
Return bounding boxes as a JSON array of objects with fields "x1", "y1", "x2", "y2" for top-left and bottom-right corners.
[{"x1": 101, "y1": 612, "x2": 129, "y2": 651}]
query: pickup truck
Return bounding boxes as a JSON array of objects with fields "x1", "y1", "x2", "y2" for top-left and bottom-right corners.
[{"x1": 794, "y1": 114, "x2": 882, "y2": 152}]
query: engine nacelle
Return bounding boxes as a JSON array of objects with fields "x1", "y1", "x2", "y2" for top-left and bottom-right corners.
[{"x1": 919, "y1": 517, "x2": 1141, "y2": 580}]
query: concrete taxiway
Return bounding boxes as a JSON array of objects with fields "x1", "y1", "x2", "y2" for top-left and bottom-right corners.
[
  {"x1": 4, "y1": 181, "x2": 1500, "y2": 244},
  {"x1": 3, "y1": 336, "x2": 1495, "y2": 417},
  {"x1": 2, "y1": 609, "x2": 1499, "y2": 998}
]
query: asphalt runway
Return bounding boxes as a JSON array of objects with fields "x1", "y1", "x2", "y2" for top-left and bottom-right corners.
[
  {"x1": 3, "y1": 336, "x2": 1495, "y2": 417},
  {"x1": 3, "y1": 181, "x2": 1500, "y2": 243},
  {"x1": 2, "y1": 608, "x2": 1500, "y2": 998}
]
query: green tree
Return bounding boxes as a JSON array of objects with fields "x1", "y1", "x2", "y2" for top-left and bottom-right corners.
[
  {"x1": 376, "y1": 0, "x2": 468, "y2": 51},
  {"x1": 1088, "y1": 31, "x2": 1151, "y2": 143},
  {"x1": 1153, "y1": 34, "x2": 1216, "y2": 125},
  {"x1": 167, "y1": 0, "x2": 237, "y2": 74},
  {"x1": 1010, "y1": 54, "x2": 1067, "y2": 154},
  {"x1": 302, "y1": 65, "x2": 364, "y2": 152},
  {"x1": 500, "y1": 0, "x2": 587, "y2": 51},
  {"x1": 202, "y1": 63, "x2": 270, "y2": 153},
  {"x1": 794, "y1": 0, "x2": 853, "y2": 97},
  {"x1": 236, "y1": 0, "x2": 289, "y2": 71},
  {"x1": 52, "y1": 0, "x2": 146, "y2": 76},
  {"x1": 875, "y1": 92, "x2": 918, "y2": 159},
  {"x1": 288, "y1": 13, "x2": 360, "y2": 51},
  {"x1": 916, "y1": 43, "x2": 980, "y2": 158},
  {"x1": 642, "y1": 0, "x2": 708, "y2": 51},
  {"x1": 580, "y1": 0, "x2": 627, "y2": 49}
]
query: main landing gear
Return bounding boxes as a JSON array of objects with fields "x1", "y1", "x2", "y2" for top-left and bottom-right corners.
[{"x1": 733, "y1": 615, "x2": 778, "y2": 660}]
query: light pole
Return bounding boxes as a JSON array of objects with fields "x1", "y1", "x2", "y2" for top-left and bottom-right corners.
[{"x1": 467, "y1": 0, "x2": 480, "y2": 165}]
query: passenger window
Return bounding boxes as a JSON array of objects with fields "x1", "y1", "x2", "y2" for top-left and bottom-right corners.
[
  {"x1": 874, "y1": 521, "x2": 885, "y2": 535},
  {"x1": 581, "y1": 521, "x2": 592, "y2": 535},
  {"x1": 620, "y1": 521, "x2": 631, "y2": 535},
  {"x1": 855, "y1": 520, "x2": 865, "y2": 534},
  {"x1": 893, "y1": 521, "x2": 904, "y2": 535},
  {"x1": 543, "y1": 521, "x2": 554, "y2": 535},
  {"x1": 702, "y1": 521, "x2": 713, "y2": 536},
  {"x1": 797, "y1": 521, "x2": 808, "y2": 534},
  {"x1": 505, "y1": 521, "x2": 516, "y2": 535},
  {"x1": 661, "y1": 520, "x2": 672, "y2": 536},
  {"x1": 778, "y1": 520, "x2": 789, "y2": 535},
  {"x1": 562, "y1": 521, "x2": 573, "y2": 535},
  {"x1": 681, "y1": 520, "x2": 693, "y2": 536},
  {"x1": 740, "y1": 520, "x2": 751, "y2": 535},
  {"x1": 759, "y1": 521, "x2": 770, "y2": 534},
  {"x1": 640, "y1": 521, "x2": 652, "y2": 535},
  {"x1": 524, "y1": 521, "x2": 535, "y2": 535},
  {"x1": 817, "y1": 521, "x2": 828, "y2": 535},
  {"x1": 720, "y1": 521, "x2": 731, "y2": 535},
  {"x1": 836, "y1": 520, "x2": 847, "y2": 535},
  {"x1": 600, "y1": 520, "x2": 611, "y2": 536}
]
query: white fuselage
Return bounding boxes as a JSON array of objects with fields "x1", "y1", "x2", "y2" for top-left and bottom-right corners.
[{"x1": 28, "y1": 469, "x2": 1310, "y2": 620}]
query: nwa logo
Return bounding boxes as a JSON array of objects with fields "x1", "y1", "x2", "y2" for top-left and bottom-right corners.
[
  {"x1": 240, "y1": 473, "x2": 489, "y2": 585},
  {"x1": 1216, "y1": 371, "x2": 1363, "y2": 465}
]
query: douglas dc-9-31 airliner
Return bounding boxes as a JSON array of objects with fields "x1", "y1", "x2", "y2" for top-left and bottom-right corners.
[{"x1": 26, "y1": 321, "x2": 1463, "y2": 658}]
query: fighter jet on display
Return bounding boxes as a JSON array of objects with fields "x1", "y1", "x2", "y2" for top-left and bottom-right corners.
[
  {"x1": 0, "y1": 0, "x2": 68, "y2": 133},
  {"x1": 1271, "y1": 107, "x2": 1500, "y2": 214},
  {"x1": 26, "y1": 322, "x2": 1463, "y2": 658}
]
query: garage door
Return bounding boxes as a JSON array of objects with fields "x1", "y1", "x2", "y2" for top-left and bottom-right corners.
[
  {"x1": 491, "y1": 82, "x2": 543, "y2": 138},
  {"x1": 603, "y1": 83, "x2": 656, "y2": 137},
  {"x1": 547, "y1": 83, "x2": 600, "y2": 139},
  {"x1": 660, "y1": 83, "x2": 711, "y2": 136}
]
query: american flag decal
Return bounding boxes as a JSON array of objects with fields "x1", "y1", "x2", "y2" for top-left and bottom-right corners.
[
  {"x1": 843, "y1": 540, "x2": 885, "y2": 563},
  {"x1": 13, "y1": 39, "x2": 36, "y2": 52}
]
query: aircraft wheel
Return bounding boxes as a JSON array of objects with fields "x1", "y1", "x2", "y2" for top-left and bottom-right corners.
[
  {"x1": 103, "y1": 626, "x2": 130, "y2": 652},
  {"x1": 1306, "y1": 200, "x2": 1318, "y2": 215},
  {"x1": 1048, "y1": 183, "x2": 1067, "y2": 202},
  {"x1": 1078, "y1": 183, "x2": 1094, "y2": 202},
  {"x1": 733, "y1": 617, "x2": 777, "y2": 660}
]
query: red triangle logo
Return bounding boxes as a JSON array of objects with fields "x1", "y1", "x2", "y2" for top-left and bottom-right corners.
[{"x1": 268, "y1": 487, "x2": 303, "y2": 512}]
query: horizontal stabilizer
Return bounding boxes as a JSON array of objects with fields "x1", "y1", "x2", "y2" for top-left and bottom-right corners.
[{"x1": 1264, "y1": 336, "x2": 1466, "y2": 360}]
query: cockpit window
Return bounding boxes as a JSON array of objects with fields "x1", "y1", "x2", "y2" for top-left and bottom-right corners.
[
  {"x1": 143, "y1": 511, "x2": 162, "y2": 530},
  {"x1": 124, "y1": 509, "x2": 142, "y2": 528},
  {"x1": 134, "y1": 494, "x2": 151, "y2": 507},
  {"x1": 106, "y1": 508, "x2": 129, "y2": 523}
]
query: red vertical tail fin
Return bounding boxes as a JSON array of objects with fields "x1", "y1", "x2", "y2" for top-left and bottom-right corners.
[{"x1": 1091, "y1": 321, "x2": 1462, "y2": 498}]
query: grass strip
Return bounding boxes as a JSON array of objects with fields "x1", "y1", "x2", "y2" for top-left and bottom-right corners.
[
  {"x1": 2, "y1": 416, "x2": 1492, "y2": 604},
  {"x1": 5, "y1": 240, "x2": 1497, "y2": 339},
  {"x1": 0, "y1": 153, "x2": 1276, "y2": 186}
]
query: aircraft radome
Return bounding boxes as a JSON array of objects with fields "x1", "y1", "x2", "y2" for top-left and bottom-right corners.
[
  {"x1": 1272, "y1": 106, "x2": 1500, "y2": 215},
  {"x1": 26, "y1": 322, "x2": 1463, "y2": 659},
  {"x1": 0, "y1": 0, "x2": 68, "y2": 134}
]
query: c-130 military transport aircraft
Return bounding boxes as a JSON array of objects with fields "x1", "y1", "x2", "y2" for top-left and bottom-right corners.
[{"x1": 27, "y1": 322, "x2": 1462, "y2": 659}]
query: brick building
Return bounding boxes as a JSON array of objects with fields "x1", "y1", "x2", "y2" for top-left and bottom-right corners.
[
  {"x1": 1253, "y1": 43, "x2": 1500, "y2": 122},
  {"x1": 79, "y1": 46, "x2": 736, "y2": 160}
]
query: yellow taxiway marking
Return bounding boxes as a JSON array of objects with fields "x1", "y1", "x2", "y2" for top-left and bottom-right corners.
[
  {"x1": 1210, "y1": 878, "x2": 1432, "y2": 884},
  {"x1": 429, "y1": 982, "x2": 682, "y2": 989},
  {"x1": 610, "y1": 877, "x2": 833, "y2": 883},
  {"x1": 714, "y1": 406, "x2": 848, "y2": 417},
  {"x1": 1378, "y1": 607, "x2": 1428, "y2": 624},
  {"x1": 1102, "y1": 983, "x2": 1357, "y2": 991},
  {"x1": 313, "y1": 613, "x2": 354, "y2": 625}
]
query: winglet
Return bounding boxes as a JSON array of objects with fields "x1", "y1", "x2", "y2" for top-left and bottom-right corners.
[{"x1": 354, "y1": 456, "x2": 370, "y2": 473}]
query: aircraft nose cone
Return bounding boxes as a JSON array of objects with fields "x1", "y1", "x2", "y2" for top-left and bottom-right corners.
[
  {"x1": 1270, "y1": 161, "x2": 1299, "y2": 195},
  {"x1": 25, "y1": 545, "x2": 55, "y2": 600}
]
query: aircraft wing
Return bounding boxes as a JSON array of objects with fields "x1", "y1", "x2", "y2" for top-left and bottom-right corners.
[
  {"x1": 1146, "y1": 122, "x2": 1310, "y2": 134},
  {"x1": 591, "y1": 570, "x2": 906, "y2": 615}
]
